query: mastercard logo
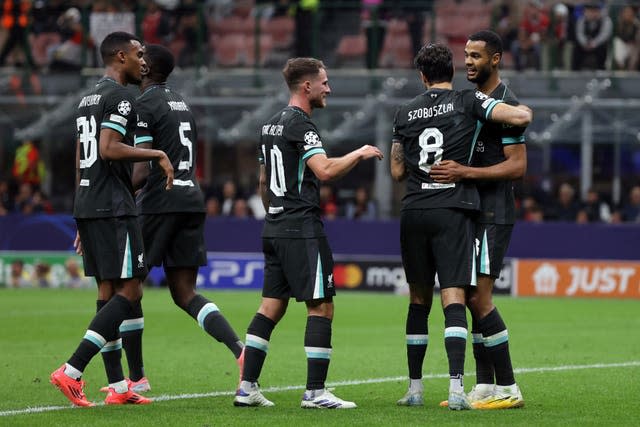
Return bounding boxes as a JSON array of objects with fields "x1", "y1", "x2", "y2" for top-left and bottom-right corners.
[{"x1": 333, "y1": 263, "x2": 363, "y2": 288}]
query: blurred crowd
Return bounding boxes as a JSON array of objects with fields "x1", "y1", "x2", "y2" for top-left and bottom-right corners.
[
  {"x1": 1, "y1": 1, "x2": 639, "y2": 71},
  {"x1": 495, "y1": 0, "x2": 640, "y2": 71}
]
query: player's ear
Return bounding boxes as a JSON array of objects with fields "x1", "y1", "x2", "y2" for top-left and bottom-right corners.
[
  {"x1": 303, "y1": 80, "x2": 311, "y2": 93},
  {"x1": 492, "y1": 52, "x2": 502, "y2": 67}
]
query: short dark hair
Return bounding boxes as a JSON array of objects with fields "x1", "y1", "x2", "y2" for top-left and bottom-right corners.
[
  {"x1": 144, "y1": 44, "x2": 175, "y2": 82},
  {"x1": 282, "y1": 57, "x2": 326, "y2": 90},
  {"x1": 413, "y1": 43, "x2": 453, "y2": 84},
  {"x1": 100, "y1": 31, "x2": 142, "y2": 63},
  {"x1": 468, "y1": 30, "x2": 504, "y2": 56}
]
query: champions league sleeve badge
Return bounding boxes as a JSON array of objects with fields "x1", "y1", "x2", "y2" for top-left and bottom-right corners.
[{"x1": 117, "y1": 100, "x2": 132, "y2": 116}]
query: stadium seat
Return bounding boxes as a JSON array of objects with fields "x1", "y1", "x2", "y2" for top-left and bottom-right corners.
[
  {"x1": 335, "y1": 34, "x2": 367, "y2": 68},
  {"x1": 245, "y1": 34, "x2": 273, "y2": 67},
  {"x1": 262, "y1": 16, "x2": 294, "y2": 50},
  {"x1": 379, "y1": 32, "x2": 413, "y2": 68},
  {"x1": 211, "y1": 33, "x2": 247, "y2": 67}
]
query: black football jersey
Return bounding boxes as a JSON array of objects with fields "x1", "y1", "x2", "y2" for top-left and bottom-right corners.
[
  {"x1": 73, "y1": 77, "x2": 137, "y2": 219},
  {"x1": 134, "y1": 84, "x2": 205, "y2": 214},
  {"x1": 392, "y1": 88, "x2": 502, "y2": 211},
  {"x1": 259, "y1": 106, "x2": 327, "y2": 238},
  {"x1": 472, "y1": 83, "x2": 526, "y2": 224}
]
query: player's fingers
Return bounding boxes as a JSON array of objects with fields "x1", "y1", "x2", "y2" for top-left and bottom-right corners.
[{"x1": 165, "y1": 175, "x2": 174, "y2": 190}]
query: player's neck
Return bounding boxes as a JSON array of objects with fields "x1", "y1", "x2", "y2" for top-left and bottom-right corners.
[
  {"x1": 289, "y1": 95, "x2": 312, "y2": 116},
  {"x1": 103, "y1": 67, "x2": 127, "y2": 86},
  {"x1": 476, "y1": 73, "x2": 501, "y2": 95},
  {"x1": 427, "y1": 82, "x2": 452, "y2": 90}
]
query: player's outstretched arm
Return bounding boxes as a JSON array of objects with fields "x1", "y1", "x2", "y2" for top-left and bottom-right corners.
[
  {"x1": 431, "y1": 144, "x2": 526, "y2": 183},
  {"x1": 306, "y1": 144, "x2": 383, "y2": 182},
  {"x1": 99, "y1": 128, "x2": 174, "y2": 190},
  {"x1": 489, "y1": 103, "x2": 532, "y2": 127},
  {"x1": 390, "y1": 142, "x2": 407, "y2": 182}
]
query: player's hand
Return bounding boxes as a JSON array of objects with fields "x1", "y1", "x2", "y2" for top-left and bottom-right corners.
[
  {"x1": 429, "y1": 160, "x2": 467, "y2": 183},
  {"x1": 74, "y1": 231, "x2": 83, "y2": 256},
  {"x1": 359, "y1": 145, "x2": 384, "y2": 160},
  {"x1": 157, "y1": 152, "x2": 174, "y2": 190}
]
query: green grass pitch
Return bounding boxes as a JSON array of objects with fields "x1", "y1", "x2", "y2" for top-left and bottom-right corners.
[{"x1": 1, "y1": 288, "x2": 639, "y2": 426}]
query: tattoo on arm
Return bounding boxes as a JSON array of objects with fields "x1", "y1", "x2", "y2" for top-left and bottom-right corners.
[{"x1": 391, "y1": 143, "x2": 404, "y2": 162}]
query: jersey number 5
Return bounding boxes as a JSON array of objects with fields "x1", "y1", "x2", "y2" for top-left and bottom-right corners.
[
  {"x1": 418, "y1": 127, "x2": 444, "y2": 173},
  {"x1": 77, "y1": 116, "x2": 98, "y2": 169},
  {"x1": 178, "y1": 122, "x2": 193, "y2": 171}
]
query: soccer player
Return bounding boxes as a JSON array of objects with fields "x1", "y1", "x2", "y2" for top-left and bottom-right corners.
[
  {"x1": 390, "y1": 43, "x2": 531, "y2": 410},
  {"x1": 131, "y1": 44, "x2": 245, "y2": 377},
  {"x1": 233, "y1": 57, "x2": 383, "y2": 408},
  {"x1": 430, "y1": 30, "x2": 527, "y2": 409},
  {"x1": 50, "y1": 31, "x2": 174, "y2": 407}
]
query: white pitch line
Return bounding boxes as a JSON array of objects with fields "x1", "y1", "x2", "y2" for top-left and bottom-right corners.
[{"x1": 2, "y1": 360, "x2": 639, "y2": 417}]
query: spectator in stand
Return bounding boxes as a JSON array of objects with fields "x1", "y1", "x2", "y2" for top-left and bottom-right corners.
[
  {"x1": 491, "y1": 0, "x2": 519, "y2": 53},
  {"x1": 205, "y1": 195, "x2": 221, "y2": 217},
  {"x1": 30, "y1": 0, "x2": 66, "y2": 68},
  {"x1": 9, "y1": 258, "x2": 29, "y2": 288},
  {"x1": 344, "y1": 186, "x2": 377, "y2": 220},
  {"x1": 29, "y1": 189, "x2": 53, "y2": 214},
  {"x1": 319, "y1": 184, "x2": 337, "y2": 217},
  {"x1": 12, "y1": 139, "x2": 44, "y2": 189},
  {"x1": 220, "y1": 179, "x2": 238, "y2": 216},
  {"x1": 621, "y1": 185, "x2": 640, "y2": 222},
  {"x1": 580, "y1": 188, "x2": 611, "y2": 223},
  {"x1": 510, "y1": 0, "x2": 549, "y2": 70},
  {"x1": 548, "y1": 2, "x2": 570, "y2": 70},
  {"x1": 0, "y1": 179, "x2": 13, "y2": 215},
  {"x1": 173, "y1": 0, "x2": 207, "y2": 67},
  {"x1": 141, "y1": 0, "x2": 172, "y2": 45},
  {"x1": 48, "y1": 7, "x2": 94, "y2": 71},
  {"x1": 247, "y1": 183, "x2": 266, "y2": 220},
  {"x1": 232, "y1": 198, "x2": 251, "y2": 218},
  {"x1": 33, "y1": 261, "x2": 51, "y2": 287},
  {"x1": 572, "y1": 2, "x2": 612, "y2": 70},
  {"x1": 612, "y1": 5, "x2": 639, "y2": 70},
  {"x1": 545, "y1": 182, "x2": 581, "y2": 222},
  {"x1": 65, "y1": 257, "x2": 91, "y2": 289},
  {"x1": 0, "y1": 0, "x2": 35, "y2": 68},
  {"x1": 13, "y1": 181, "x2": 34, "y2": 214}
]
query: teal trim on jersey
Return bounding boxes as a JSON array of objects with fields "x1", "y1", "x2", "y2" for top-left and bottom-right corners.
[
  {"x1": 135, "y1": 135, "x2": 153, "y2": 145},
  {"x1": 407, "y1": 337, "x2": 428, "y2": 345},
  {"x1": 197, "y1": 303, "x2": 220, "y2": 328},
  {"x1": 298, "y1": 157, "x2": 305, "y2": 193},
  {"x1": 83, "y1": 333, "x2": 104, "y2": 349},
  {"x1": 484, "y1": 99, "x2": 501, "y2": 120},
  {"x1": 301, "y1": 147, "x2": 325, "y2": 160},
  {"x1": 101, "y1": 122, "x2": 126, "y2": 135},
  {"x1": 468, "y1": 121, "x2": 484, "y2": 163},
  {"x1": 479, "y1": 230, "x2": 490, "y2": 275},
  {"x1": 502, "y1": 135, "x2": 525, "y2": 145},
  {"x1": 484, "y1": 330, "x2": 509, "y2": 347},
  {"x1": 100, "y1": 340, "x2": 123, "y2": 353},
  {"x1": 472, "y1": 333, "x2": 483, "y2": 344}
]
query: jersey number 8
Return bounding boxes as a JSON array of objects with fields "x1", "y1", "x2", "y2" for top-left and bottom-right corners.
[{"x1": 418, "y1": 127, "x2": 444, "y2": 173}]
